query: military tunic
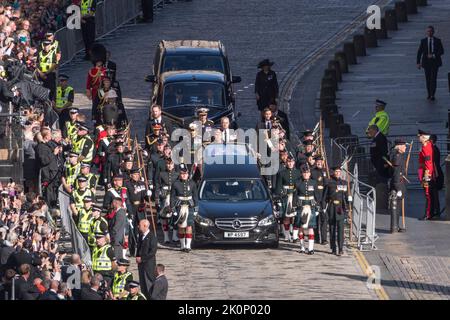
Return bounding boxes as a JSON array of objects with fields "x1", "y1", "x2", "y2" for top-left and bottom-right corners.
[
  {"x1": 275, "y1": 168, "x2": 301, "y2": 218},
  {"x1": 170, "y1": 179, "x2": 198, "y2": 227},
  {"x1": 294, "y1": 178, "x2": 320, "y2": 228}
]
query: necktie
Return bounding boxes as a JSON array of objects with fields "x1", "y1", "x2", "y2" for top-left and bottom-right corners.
[
  {"x1": 266, "y1": 121, "x2": 271, "y2": 130},
  {"x1": 224, "y1": 130, "x2": 227, "y2": 142},
  {"x1": 429, "y1": 38, "x2": 432, "y2": 54}
]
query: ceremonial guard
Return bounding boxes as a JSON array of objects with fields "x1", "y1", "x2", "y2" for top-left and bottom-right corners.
[
  {"x1": 77, "y1": 196, "x2": 94, "y2": 243},
  {"x1": 275, "y1": 154, "x2": 301, "y2": 242},
  {"x1": 70, "y1": 176, "x2": 93, "y2": 217},
  {"x1": 388, "y1": 139, "x2": 407, "y2": 232},
  {"x1": 322, "y1": 166, "x2": 349, "y2": 256},
  {"x1": 170, "y1": 164, "x2": 198, "y2": 252},
  {"x1": 104, "y1": 142, "x2": 125, "y2": 187},
  {"x1": 294, "y1": 165, "x2": 321, "y2": 254},
  {"x1": 88, "y1": 205, "x2": 109, "y2": 251},
  {"x1": 146, "y1": 123, "x2": 164, "y2": 152},
  {"x1": 156, "y1": 158, "x2": 180, "y2": 243},
  {"x1": 111, "y1": 258, "x2": 133, "y2": 299},
  {"x1": 311, "y1": 155, "x2": 328, "y2": 244},
  {"x1": 418, "y1": 130, "x2": 437, "y2": 221},
  {"x1": 103, "y1": 173, "x2": 131, "y2": 210},
  {"x1": 61, "y1": 152, "x2": 81, "y2": 194}
]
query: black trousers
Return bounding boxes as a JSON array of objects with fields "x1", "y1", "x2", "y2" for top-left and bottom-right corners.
[
  {"x1": 429, "y1": 180, "x2": 440, "y2": 216},
  {"x1": 319, "y1": 210, "x2": 329, "y2": 243},
  {"x1": 81, "y1": 17, "x2": 96, "y2": 55},
  {"x1": 424, "y1": 65, "x2": 439, "y2": 97},
  {"x1": 141, "y1": 0, "x2": 154, "y2": 21},
  {"x1": 138, "y1": 262, "x2": 155, "y2": 299},
  {"x1": 42, "y1": 72, "x2": 56, "y2": 101},
  {"x1": 329, "y1": 219, "x2": 344, "y2": 252}
]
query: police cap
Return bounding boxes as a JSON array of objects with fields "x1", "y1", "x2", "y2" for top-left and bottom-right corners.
[
  {"x1": 58, "y1": 74, "x2": 69, "y2": 81},
  {"x1": 94, "y1": 232, "x2": 106, "y2": 238},
  {"x1": 197, "y1": 107, "x2": 209, "y2": 115},
  {"x1": 127, "y1": 280, "x2": 140, "y2": 289},
  {"x1": 69, "y1": 108, "x2": 79, "y2": 114},
  {"x1": 83, "y1": 196, "x2": 93, "y2": 203},
  {"x1": 77, "y1": 175, "x2": 88, "y2": 182},
  {"x1": 77, "y1": 123, "x2": 89, "y2": 132},
  {"x1": 117, "y1": 258, "x2": 130, "y2": 266},
  {"x1": 69, "y1": 151, "x2": 79, "y2": 157},
  {"x1": 92, "y1": 205, "x2": 102, "y2": 212},
  {"x1": 179, "y1": 163, "x2": 189, "y2": 173},
  {"x1": 80, "y1": 162, "x2": 90, "y2": 168},
  {"x1": 375, "y1": 99, "x2": 387, "y2": 107}
]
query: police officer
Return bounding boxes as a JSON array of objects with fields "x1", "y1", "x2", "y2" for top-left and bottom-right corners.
[
  {"x1": 92, "y1": 232, "x2": 117, "y2": 287},
  {"x1": 111, "y1": 258, "x2": 133, "y2": 299},
  {"x1": 77, "y1": 162, "x2": 98, "y2": 194},
  {"x1": 170, "y1": 164, "x2": 198, "y2": 252},
  {"x1": 72, "y1": 123, "x2": 95, "y2": 164},
  {"x1": 367, "y1": 99, "x2": 390, "y2": 136},
  {"x1": 54, "y1": 74, "x2": 74, "y2": 130},
  {"x1": 124, "y1": 281, "x2": 147, "y2": 300},
  {"x1": 311, "y1": 155, "x2": 329, "y2": 244},
  {"x1": 61, "y1": 152, "x2": 81, "y2": 194},
  {"x1": 63, "y1": 108, "x2": 79, "y2": 143},
  {"x1": 156, "y1": 158, "x2": 179, "y2": 243},
  {"x1": 70, "y1": 176, "x2": 93, "y2": 217},
  {"x1": 294, "y1": 165, "x2": 321, "y2": 254},
  {"x1": 275, "y1": 154, "x2": 301, "y2": 242},
  {"x1": 322, "y1": 166, "x2": 349, "y2": 256},
  {"x1": 37, "y1": 39, "x2": 57, "y2": 101},
  {"x1": 103, "y1": 174, "x2": 131, "y2": 210},
  {"x1": 88, "y1": 205, "x2": 109, "y2": 251},
  {"x1": 77, "y1": 196, "x2": 94, "y2": 243},
  {"x1": 80, "y1": 0, "x2": 97, "y2": 60},
  {"x1": 42, "y1": 32, "x2": 61, "y2": 64},
  {"x1": 388, "y1": 139, "x2": 407, "y2": 232}
]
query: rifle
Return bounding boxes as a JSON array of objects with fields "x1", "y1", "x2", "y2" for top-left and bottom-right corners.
[
  {"x1": 382, "y1": 156, "x2": 411, "y2": 184},
  {"x1": 134, "y1": 137, "x2": 157, "y2": 237}
]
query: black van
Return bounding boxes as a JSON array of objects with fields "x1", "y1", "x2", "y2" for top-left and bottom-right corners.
[{"x1": 193, "y1": 144, "x2": 279, "y2": 248}]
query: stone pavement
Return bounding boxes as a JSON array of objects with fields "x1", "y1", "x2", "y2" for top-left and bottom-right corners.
[
  {"x1": 58, "y1": 0, "x2": 388, "y2": 299},
  {"x1": 324, "y1": 0, "x2": 450, "y2": 300}
]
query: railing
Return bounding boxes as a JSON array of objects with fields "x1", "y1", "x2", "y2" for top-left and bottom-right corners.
[{"x1": 0, "y1": 109, "x2": 23, "y2": 183}]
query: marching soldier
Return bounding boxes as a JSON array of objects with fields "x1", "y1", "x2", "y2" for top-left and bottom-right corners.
[
  {"x1": 104, "y1": 142, "x2": 126, "y2": 187},
  {"x1": 111, "y1": 258, "x2": 133, "y2": 299},
  {"x1": 275, "y1": 154, "x2": 301, "y2": 242},
  {"x1": 388, "y1": 139, "x2": 407, "y2": 233},
  {"x1": 418, "y1": 130, "x2": 437, "y2": 221},
  {"x1": 322, "y1": 166, "x2": 349, "y2": 256},
  {"x1": 156, "y1": 158, "x2": 180, "y2": 243},
  {"x1": 146, "y1": 123, "x2": 164, "y2": 152},
  {"x1": 294, "y1": 165, "x2": 321, "y2": 254},
  {"x1": 77, "y1": 162, "x2": 98, "y2": 194},
  {"x1": 72, "y1": 123, "x2": 95, "y2": 164},
  {"x1": 61, "y1": 152, "x2": 81, "y2": 194},
  {"x1": 70, "y1": 176, "x2": 93, "y2": 217},
  {"x1": 124, "y1": 281, "x2": 147, "y2": 300},
  {"x1": 148, "y1": 139, "x2": 165, "y2": 186},
  {"x1": 92, "y1": 232, "x2": 117, "y2": 287},
  {"x1": 122, "y1": 156, "x2": 135, "y2": 182},
  {"x1": 170, "y1": 164, "x2": 198, "y2": 252},
  {"x1": 97, "y1": 125, "x2": 116, "y2": 185},
  {"x1": 88, "y1": 205, "x2": 109, "y2": 251},
  {"x1": 296, "y1": 140, "x2": 315, "y2": 168},
  {"x1": 63, "y1": 108, "x2": 80, "y2": 143},
  {"x1": 103, "y1": 173, "x2": 131, "y2": 210},
  {"x1": 311, "y1": 155, "x2": 328, "y2": 244},
  {"x1": 77, "y1": 196, "x2": 94, "y2": 243},
  {"x1": 154, "y1": 144, "x2": 173, "y2": 182}
]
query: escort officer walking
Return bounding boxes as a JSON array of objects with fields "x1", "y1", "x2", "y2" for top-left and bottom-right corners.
[
  {"x1": 63, "y1": 108, "x2": 79, "y2": 143},
  {"x1": 61, "y1": 151, "x2": 81, "y2": 194},
  {"x1": 88, "y1": 205, "x2": 109, "y2": 251},
  {"x1": 70, "y1": 176, "x2": 93, "y2": 217},
  {"x1": 54, "y1": 74, "x2": 74, "y2": 130},
  {"x1": 322, "y1": 166, "x2": 349, "y2": 256},
  {"x1": 92, "y1": 232, "x2": 117, "y2": 287},
  {"x1": 37, "y1": 39, "x2": 58, "y2": 101},
  {"x1": 170, "y1": 164, "x2": 198, "y2": 252},
  {"x1": 111, "y1": 258, "x2": 133, "y2": 299},
  {"x1": 367, "y1": 99, "x2": 390, "y2": 136},
  {"x1": 73, "y1": 123, "x2": 94, "y2": 164},
  {"x1": 77, "y1": 196, "x2": 94, "y2": 243},
  {"x1": 388, "y1": 139, "x2": 407, "y2": 233},
  {"x1": 275, "y1": 155, "x2": 301, "y2": 242},
  {"x1": 311, "y1": 155, "x2": 328, "y2": 244}
]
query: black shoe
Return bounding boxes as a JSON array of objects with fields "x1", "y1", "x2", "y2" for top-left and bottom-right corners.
[
  {"x1": 427, "y1": 95, "x2": 431, "y2": 100},
  {"x1": 307, "y1": 250, "x2": 314, "y2": 255},
  {"x1": 431, "y1": 214, "x2": 441, "y2": 220},
  {"x1": 321, "y1": 241, "x2": 329, "y2": 245},
  {"x1": 337, "y1": 251, "x2": 342, "y2": 256},
  {"x1": 185, "y1": 248, "x2": 192, "y2": 253},
  {"x1": 431, "y1": 96, "x2": 435, "y2": 101},
  {"x1": 331, "y1": 250, "x2": 337, "y2": 255},
  {"x1": 397, "y1": 228, "x2": 406, "y2": 233}
]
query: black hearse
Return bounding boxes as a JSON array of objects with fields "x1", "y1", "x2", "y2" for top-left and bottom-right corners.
[{"x1": 193, "y1": 144, "x2": 279, "y2": 248}]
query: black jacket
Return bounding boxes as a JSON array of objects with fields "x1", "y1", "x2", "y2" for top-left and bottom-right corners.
[
  {"x1": 35, "y1": 142, "x2": 59, "y2": 182},
  {"x1": 80, "y1": 287, "x2": 103, "y2": 300},
  {"x1": 370, "y1": 132, "x2": 389, "y2": 178},
  {"x1": 136, "y1": 232, "x2": 157, "y2": 283},
  {"x1": 14, "y1": 276, "x2": 40, "y2": 300},
  {"x1": 254, "y1": 70, "x2": 279, "y2": 109},
  {"x1": 417, "y1": 37, "x2": 444, "y2": 68},
  {"x1": 38, "y1": 289, "x2": 59, "y2": 300}
]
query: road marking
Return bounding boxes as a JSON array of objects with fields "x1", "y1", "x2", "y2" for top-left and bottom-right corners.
[{"x1": 353, "y1": 249, "x2": 389, "y2": 300}]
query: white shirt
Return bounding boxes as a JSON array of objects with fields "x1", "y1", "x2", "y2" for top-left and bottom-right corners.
[
  {"x1": 141, "y1": 229, "x2": 150, "y2": 241},
  {"x1": 153, "y1": 116, "x2": 162, "y2": 124}
]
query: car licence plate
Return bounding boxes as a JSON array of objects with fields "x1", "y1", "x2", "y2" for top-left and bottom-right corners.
[{"x1": 224, "y1": 231, "x2": 249, "y2": 238}]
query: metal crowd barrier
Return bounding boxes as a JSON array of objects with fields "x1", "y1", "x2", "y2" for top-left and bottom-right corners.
[{"x1": 0, "y1": 110, "x2": 23, "y2": 183}]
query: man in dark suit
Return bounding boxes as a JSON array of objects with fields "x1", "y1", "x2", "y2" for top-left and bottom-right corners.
[
  {"x1": 38, "y1": 280, "x2": 59, "y2": 300},
  {"x1": 80, "y1": 277, "x2": 103, "y2": 300},
  {"x1": 109, "y1": 197, "x2": 127, "y2": 260},
  {"x1": 150, "y1": 264, "x2": 168, "y2": 300},
  {"x1": 14, "y1": 264, "x2": 40, "y2": 300},
  {"x1": 367, "y1": 125, "x2": 389, "y2": 181},
  {"x1": 136, "y1": 219, "x2": 158, "y2": 299},
  {"x1": 7, "y1": 240, "x2": 41, "y2": 273},
  {"x1": 417, "y1": 26, "x2": 444, "y2": 101},
  {"x1": 144, "y1": 104, "x2": 174, "y2": 144}
]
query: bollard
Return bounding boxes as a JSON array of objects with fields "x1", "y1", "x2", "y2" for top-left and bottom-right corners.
[
  {"x1": 395, "y1": 1, "x2": 408, "y2": 22},
  {"x1": 337, "y1": 123, "x2": 352, "y2": 137},
  {"x1": 405, "y1": 0, "x2": 418, "y2": 13},
  {"x1": 322, "y1": 76, "x2": 337, "y2": 92},
  {"x1": 343, "y1": 42, "x2": 357, "y2": 65},
  {"x1": 364, "y1": 27, "x2": 378, "y2": 48},
  {"x1": 320, "y1": 97, "x2": 335, "y2": 110},
  {"x1": 353, "y1": 35, "x2": 367, "y2": 56},
  {"x1": 334, "y1": 51, "x2": 348, "y2": 73},
  {"x1": 328, "y1": 60, "x2": 342, "y2": 82},
  {"x1": 324, "y1": 69, "x2": 338, "y2": 90},
  {"x1": 376, "y1": 18, "x2": 388, "y2": 39},
  {"x1": 445, "y1": 155, "x2": 450, "y2": 220},
  {"x1": 417, "y1": 0, "x2": 427, "y2": 6},
  {"x1": 385, "y1": 9, "x2": 398, "y2": 31},
  {"x1": 320, "y1": 85, "x2": 336, "y2": 100}
]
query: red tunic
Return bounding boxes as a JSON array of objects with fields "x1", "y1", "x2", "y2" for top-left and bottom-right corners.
[
  {"x1": 86, "y1": 66, "x2": 106, "y2": 98},
  {"x1": 418, "y1": 141, "x2": 434, "y2": 181}
]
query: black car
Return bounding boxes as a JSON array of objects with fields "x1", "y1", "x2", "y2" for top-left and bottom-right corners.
[
  {"x1": 193, "y1": 144, "x2": 279, "y2": 248},
  {"x1": 151, "y1": 70, "x2": 238, "y2": 128},
  {"x1": 146, "y1": 40, "x2": 241, "y2": 85}
]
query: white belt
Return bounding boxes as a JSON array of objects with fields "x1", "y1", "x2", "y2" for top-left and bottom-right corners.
[
  {"x1": 283, "y1": 186, "x2": 295, "y2": 190},
  {"x1": 163, "y1": 186, "x2": 169, "y2": 190},
  {"x1": 299, "y1": 196, "x2": 314, "y2": 200},
  {"x1": 178, "y1": 196, "x2": 192, "y2": 201}
]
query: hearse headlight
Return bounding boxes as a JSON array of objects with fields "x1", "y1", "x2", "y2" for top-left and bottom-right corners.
[
  {"x1": 195, "y1": 214, "x2": 215, "y2": 227},
  {"x1": 258, "y1": 215, "x2": 276, "y2": 227}
]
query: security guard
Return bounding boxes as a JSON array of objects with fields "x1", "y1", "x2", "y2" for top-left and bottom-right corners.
[
  {"x1": 88, "y1": 205, "x2": 109, "y2": 250},
  {"x1": 388, "y1": 139, "x2": 407, "y2": 233},
  {"x1": 275, "y1": 154, "x2": 301, "y2": 242},
  {"x1": 311, "y1": 155, "x2": 328, "y2": 244},
  {"x1": 63, "y1": 108, "x2": 80, "y2": 143},
  {"x1": 61, "y1": 152, "x2": 81, "y2": 194},
  {"x1": 77, "y1": 196, "x2": 94, "y2": 243},
  {"x1": 76, "y1": 162, "x2": 98, "y2": 194},
  {"x1": 322, "y1": 166, "x2": 349, "y2": 256},
  {"x1": 367, "y1": 99, "x2": 390, "y2": 136},
  {"x1": 111, "y1": 258, "x2": 133, "y2": 299},
  {"x1": 170, "y1": 164, "x2": 198, "y2": 252},
  {"x1": 294, "y1": 165, "x2": 321, "y2": 254},
  {"x1": 70, "y1": 176, "x2": 93, "y2": 217},
  {"x1": 156, "y1": 158, "x2": 180, "y2": 243},
  {"x1": 80, "y1": 0, "x2": 97, "y2": 60},
  {"x1": 124, "y1": 281, "x2": 147, "y2": 300},
  {"x1": 92, "y1": 232, "x2": 117, "y2": 287},
  {"x1": 54, "y1": 74, "x2": 74, "y2": 130},
  {"x1": 37, "y1": 39, "x2": 57, "y2": 101},
  {"x1": 72, "y1": 123, "x2": 94, "y2": 164},
  {"x1": 103, "y1": 174, "x2": 131, "y2": 210}
]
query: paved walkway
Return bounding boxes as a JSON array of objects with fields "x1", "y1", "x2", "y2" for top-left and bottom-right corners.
[{"x1": 330, "y1": 0, "x2": 450, "y2": 300}]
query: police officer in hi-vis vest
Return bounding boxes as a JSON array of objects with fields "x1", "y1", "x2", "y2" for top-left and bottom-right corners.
[
  {"x1": 111, "y1": 258, "x2": 133, "y2": 299},
  {"x1": 80, "y1": 0, "x2": 97, "y2": 60},
  {"x1": 54, "y1": 74, "x2": 74, "y2": 130},
  {"x1": 77, "y1": 196, "x2": 94, "y2": 243},
  {"x1": 92, "y1": 232, "x2": 117, "y2": 287},
  {"x1": 88, "y1": 205, "x2": 109, "y2": 251},
  {"x1": 38, "y1": 39, "x2": 57, "y2": 101}
]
